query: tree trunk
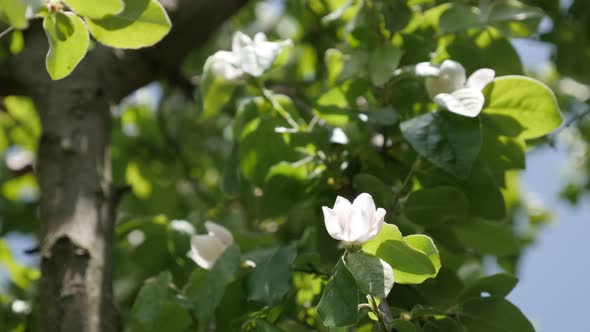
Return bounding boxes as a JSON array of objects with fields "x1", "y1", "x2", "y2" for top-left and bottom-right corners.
[{"x1": 35, "y1": 71, "x2": 116, "y2": 332}]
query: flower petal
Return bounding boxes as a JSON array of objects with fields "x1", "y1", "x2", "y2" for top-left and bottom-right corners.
[
  {"x1": 237, "y1": 45, "x2": 264, "y2": 77},
  {"x1": 345, "y1": 207, "x2": 369, "y2": 242},
  {"x1": 189, "y1": 234, "x2": 226, "y2": 270},
  {"x1": 415, "y1": 62, "x2": 440, "y2": 77},
  {"x1": 204, "y1": 221, "x2": 234, "y2": 246},
  {"x1": 466, "y1": 68, "x2": 495, "y2": 91},
  {"x1": 333, "y1": 195, "x2": 352, "y2": 220},
  {"x1": 322, "y1": 206, "x2": 342, "y2": 240},
  {"x1": 425, "y1": 60, "x2": 466, "y2": 98},
  {"x1": 252, "y1": 41, "x2": 285, "y2": 75},
  {"x1": 370, "y1": 208, "x2": 386, "y2": 236},
  {"x1": 253, "y1": 32, "x2": 268, "y2": 43},
  {"x1": 434, "y1": 88, "x2": 485, "y2": 118},
  {"x1": 346, "y1": 193, "x2": 376, "y2": 242},
  {"x1": 352, "y1": 193, "x2": 376, "y2": 222},
  {"x1": 232, "y1": 31, "x2": 252, "y2": 52},
  {"x1": 210, "y1": 51, "x2": 243, "y2": 80}
]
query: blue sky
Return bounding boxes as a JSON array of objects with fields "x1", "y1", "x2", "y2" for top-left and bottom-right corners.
[
  {"x1": 508, "y1": 37, "x2": 590, "y2": 330},
  {"x1": 509, "y1": 146, "x2": 590, "y2": 331}
]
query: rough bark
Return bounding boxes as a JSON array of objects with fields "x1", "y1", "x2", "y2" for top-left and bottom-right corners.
[
  {"x1": 0, "y1": 0, "x2": 248, "y2": 331},
  {"x1": 36, "y1": 66, "x2": 115, "y2": 332}
]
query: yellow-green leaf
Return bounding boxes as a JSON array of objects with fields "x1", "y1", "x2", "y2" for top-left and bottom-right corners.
[
  {"x1": 43, "y1": 12, "x2": 90, "y2": 80},
  {"x1": 0, "y1": 0, "x2": 27, "y2": 29},
  {"x1": 482, "y1": 76, "x2": 562, "y2": 139},
  {"x1": 86, "y1": 0, "x2": 171, "y2": 49},
  {"x1": 63, "y1": 0, "x2": 124, "y2": 19}
]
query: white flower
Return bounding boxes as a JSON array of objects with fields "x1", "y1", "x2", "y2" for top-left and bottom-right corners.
[
  {"x1": 11, "y1": 300, "x2": 31, "y2": 315},
  {"x1": 423, "y1": 60, "x2": 495, "y2": 118},
  {"x1": 330, "y1": 128, "x2": 349, "y2": 145},
  {"x1": 208, "y1": 32, "x2": 291, "y2": 81},
  {"x1": 170, "y1": 219, "x2": 196, "y2": 235},
  {"x1": 4, "y1": 146, "x2": 34, "y2": 171},
  {"x1": 322, "y1": 193, "x2": 386, "y2": 246},
  {"x1": 189, "y1": 221, "x2": 234, "y2": 270}
]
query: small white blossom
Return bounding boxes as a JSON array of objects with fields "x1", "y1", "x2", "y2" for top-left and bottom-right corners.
[
  {"x1": 208, "y1": 32, "x2": 291, "y2": 81},
  {"x1": 4, "y1": 146, "x2": 34, "y2": 171},
  {"x1": 422, "y1": 60, "x2": 495, "y2": 117},
  {"x1": 330, "y1": 128, "x2": 349, "y2": 145},
  {"x1": 11, "y1": 300, "x2": 31, "y2": 315},
  {"x1": 189, "y1": 221, "x2": 234, "y2": 270},
  {"x1": 322, "y1": 193, "x2": 386, "y2": 246},
  {"x1": 170, "y1": 219, "x2": 196, "y2": 235}
]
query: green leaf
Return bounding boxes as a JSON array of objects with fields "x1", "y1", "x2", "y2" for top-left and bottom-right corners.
[
  {"x1": 353, "y1": 173, "x2": 391, "y2": 208},
  {"x1": 404, "y1": 235, "x2": 441, "y2": 275},
  {"x1": 247, "y1": 243, "x2": 297, "y2": 306},
  {"x1": 380, "y1": 0, "x2": 412, "y2": 33},
  {"x1": 362, "y1": 223, "x2": 404, "y2": 253},
  {"x1": 221, "y1": 143, "x2": 241, "y2": 196},
  {"x1": 316, "y1": 258, "x2": 359, "y2": 327},
  {"x1": 369, "y1": 42, "x2": 401, "y2": 86},
  {"x1": 249, "y1": 319, "x2": 284, "y2": 332},
  {"x1": 486, "y1": 0, "x2": 544, "y2": 37},
  {"x1": 403, "y1": 186, "x2": 470, "y2": 226},
  {"x1": 400, "y1": 111, "x2": 481, "y2": 178},
  {"x1": 460, "y1": 297, "x2": 534, "y2": 332},
  {"x1": 313, "y1": 80, "x2": 367, "y2": 126},
  {"x1": 200, "y1": 57, "x2": 237, "y2": 118},
  {"x1": 452, "y1": 219, "x2": 518, "y2": 256},
  {"x1": 459, "y1": 273, "x2": 519, "y2": 301},
  {"x1": 438, "y1": 1, "x2": 543, "y2": 37},
  {"x1": 363, "y1": 224, "x2": 440, "y2": 284},
  {"x1": 260, "y1": 162, "x2": 308, "y2": 218},
  {"x1": 423, "y1": 317, "x2": 462, "y2": 332},
  {"x1": 86, "y1": 0, "x2": 171, "y2": 49},
  {"x1": 63, "y1": 0, "x2": 124, "y2": 19},
  {"x1": 239, "y1": 116, "x2": 299, "y2": 185},
  {"x1": 186, "y1": 244, "x2": 241, "y2": 322},
  {"x1": 362, "y1": 106, "x2": 398, "y2": 126},
  {"x1": 461, "y1": 165, "x2": 507, "y2": 220},
  {"x1": 482, "y1": 76, "x2": 562, "y2": 139},
  {"x1": 390, "y1": 319, "x2": 418, "y2": 332},
  {"x1": 479, "y1": 125, "x2": 526, "y2": 173},
  {"x1": 345, "y1": 252, "x2": 394, "y2": 298},
  {"x1": 439, "y1": 4, "x2": 481, "y2": 34},
  {"x1": 417, "y1": 164, "x2": 506, "y2": 220},
  {"x1": 441, "y1": 29, "x2": 523, "y2": 76},
  {"x1": 313, "y1": 86, "x2": 351, "y2": 126},
  {"x1": 325, "y1": 48, "x2": 344, "y2": 86},
  {"x1": 131, "y1": 272, "x2": 191, "y2": 332},
  {"x1": 0, "y1": 0, "x2": 27, "y2": 28},
  {"x1": 43, "y1": 12, "x2": 90, "y2": 80},
  {"x1": 417, "y1": 268, "x2": 465, "y2": 306}
]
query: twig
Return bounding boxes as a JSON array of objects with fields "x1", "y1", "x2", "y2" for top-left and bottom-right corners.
[
  {"x1": 258, "y1": 81, "x2": 300, "y2": 130},
  {"x1": 379, "y1": 300, "x2": 394, "y2": 328},
  {"x1": 564, "y1": 106, "x2": 590, "y2": 127},
  {"x1": 0, "y1": 26, "x2": 14, "y2": 40},
  {"x1": 544, "y1": 105, "x2": 590, "y2": 148},
  {"x1": 392, "y1": 158, "x2": 420, "y2": 210},
  {"x1": 370, "y1": 295, "x2": 389, "y2": 332}
]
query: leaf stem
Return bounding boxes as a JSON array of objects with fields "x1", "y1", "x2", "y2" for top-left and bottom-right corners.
[
  {"x1": 370, "y1": 295, "x2": 389, "y2": 332},
  {"x1": 392, "y1": 158, "x2": 420, "y2": 210},
  {"x1": 0, "y1": 26, "x2": 14, "y2": 40},
  {"x1": 257, "y1": 80, "x2": 300, "y2": 130}
]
